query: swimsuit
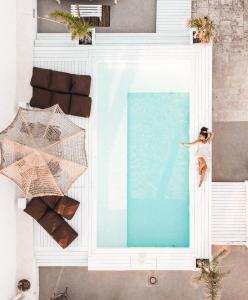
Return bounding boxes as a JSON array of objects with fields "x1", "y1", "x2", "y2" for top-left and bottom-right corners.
[{"x1": 195, "y1": 142, "x2": 211, "y2": 163}]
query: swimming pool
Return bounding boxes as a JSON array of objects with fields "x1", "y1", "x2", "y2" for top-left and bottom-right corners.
[
  {"x1": 97, "y1": 63, "x2": 190, "y2": 248},
  {"x1": 127, "y1": 92, "x2": 189, "y2": 247}
]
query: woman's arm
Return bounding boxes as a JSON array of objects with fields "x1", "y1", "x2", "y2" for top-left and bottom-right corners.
[
  {"x1": 180, "y1": 140, "x2": 199, "y2": 147},
  {"x1": 207, "y1": 131, "x2": 214, "y2": 143}
]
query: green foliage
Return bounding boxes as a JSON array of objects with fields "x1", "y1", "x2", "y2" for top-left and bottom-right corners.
[
  {"x1": 49, "y1": 10, "x2": 92, "y2": 41},
  {"x1": 187, "y1": 16, "x2": 215, "y2": 43},
  {"x1": 192, "y1": 248, "x2": 230, "y2": 300}
]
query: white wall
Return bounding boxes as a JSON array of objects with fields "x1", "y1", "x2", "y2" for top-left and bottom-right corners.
[
  {"x1": 16, "y1": 210, "x2": 38, "y2": 300},
  {"x1": 0, "y1": 1, "x2": 17, "y2": 299},
  {"x1": 16, "y1": 0, "x2": 34, "y2": 101},
  {"x1": 16, "y1": 1, "x2": 38, "y2": 299}
]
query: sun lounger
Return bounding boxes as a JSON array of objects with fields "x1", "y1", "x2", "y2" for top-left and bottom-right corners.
[{"x1": 24, "y1": 196, "x2": 79, "y2": 248}]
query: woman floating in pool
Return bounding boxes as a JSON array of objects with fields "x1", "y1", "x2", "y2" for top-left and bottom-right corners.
[{"x1": 181, "y1": 127, "x2": 214, "y2": 187}]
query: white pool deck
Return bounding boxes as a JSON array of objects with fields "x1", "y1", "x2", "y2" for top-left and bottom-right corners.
[
  {"x1": 32, "y1": 40, "x2": 248, "y2": 269},
  {"x1": 31, "y1": 43, "x2": 212, "y2": 270}
]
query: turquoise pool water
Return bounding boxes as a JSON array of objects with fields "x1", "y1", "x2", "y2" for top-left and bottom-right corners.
[
  {"x1": 96, "y1": 64, "x2": 190, "y2": 248},
  {"x1": 127, "y1": 93, "x2": 189, "y2": 247}
]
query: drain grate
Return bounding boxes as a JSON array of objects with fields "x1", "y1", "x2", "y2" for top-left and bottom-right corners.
[{"x1": 148, "y1": 275, "x2": 159, "y2": 286}]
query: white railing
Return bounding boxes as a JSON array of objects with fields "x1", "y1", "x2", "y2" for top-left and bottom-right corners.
[
  {"x1": 34, "y1": 33, "x2": 190, "y2": 47},
  {"x1": 212, "y1": 182, "x2": 248, "y2": 246},
  {"x1": 156, "y1": 0, "x2": 191, "y2": 35},
  {"x1": 71, "y1": 4, "x2": 102, "y2": 20}
]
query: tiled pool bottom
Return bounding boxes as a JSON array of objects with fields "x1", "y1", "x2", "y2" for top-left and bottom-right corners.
[
  {"x1": 97, "y1": 92, "x2": 190, "y2": 248},
  {"x1": 127, "y1": 93, "x2": 189, "y2": 247}
]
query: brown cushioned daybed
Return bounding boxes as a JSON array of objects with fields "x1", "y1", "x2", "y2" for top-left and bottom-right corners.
[
  {"x1": 40, "y1": 195, "x2": 80, "y2": 220},
  {"x1": 30, "y1": 67, "x2": 92, "y2": 118},
  {"x1": 24, "y1": 196, "x2": 80, "y2": 248}
]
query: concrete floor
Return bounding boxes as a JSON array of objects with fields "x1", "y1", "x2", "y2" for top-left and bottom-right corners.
[
  {"x1": 37, "y1": 0, "x2": 156, "y2": 33},
  {"x1": 40, "y1": 268, "x2": 202, "y2": 300},
  {"x1": 213, "y1": 122, "x2": 248, "y2": 181},
  {"x1": 39, "y1": 246, "x2": 248, "y2": 300}
]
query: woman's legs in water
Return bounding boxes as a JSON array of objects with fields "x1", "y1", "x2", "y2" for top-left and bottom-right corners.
[{"x1": 197, "y1": 157, "x2": 207, "y2": 187}]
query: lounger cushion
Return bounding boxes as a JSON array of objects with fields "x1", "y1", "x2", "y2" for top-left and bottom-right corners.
[
  {"x1": 30, "y1": 67, "x2": 92, "y2": 117},
  {"x1": 70, "y1": 95, "x2": 92, "y2": 117},
  {"x1": 31, "y1": 67, "x2": 52, "y2": 89},
  {"x1": 38, "y1": 210, "x2": 64, "y2": 234},
  {"x1": 51, "y1": 92, "x2": 71, "y2": 114},
  {"x1": 25, "y1": 195, "x2": 79, "y2": 249},
  {"x1": 30, "y1": 88, "x2": 52, "y2": 109},
  {"x1": 52, "y1": 222, "x2": 78, "y2": 248},
  {"x1": 50, "y1": 71, "x2": 72, "y2": 93},
  {"x1": 54, "y1": 196, "x2": 80, "y2": 220},
  {"x1": 40, "y1": 196, "x2": 62, "y2": 209},
  {"x1": 24, "y1": 197, "x2": 48, "y2": 220},
  {"x1": 71, "y1": 75, "x2": 91, "y2": 96}
]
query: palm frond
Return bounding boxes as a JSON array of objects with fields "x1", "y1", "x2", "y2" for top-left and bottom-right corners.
[
  {"x1": 187, "y1": 16, "x2": 215, "y2": 43},
  {"x1": 211, "y1": 248, "x2": 229, "y2": 268},
  {"x1": 49, "y1": 10, "x2": 91, "y2": 41},
  {"x1": 190, "y1": 248, "x2": 230, "y2": 300}
]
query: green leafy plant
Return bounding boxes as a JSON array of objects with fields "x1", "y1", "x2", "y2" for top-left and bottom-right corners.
[
  {"x1": 192, "y1": 248, "x2": 230, "y2": 300},
  {"x1": 49, "y1": 10, "x2": 92, "y2": 42},
  {"x1": 187, "y1": 16, "x2": 215, "y2": 43}
]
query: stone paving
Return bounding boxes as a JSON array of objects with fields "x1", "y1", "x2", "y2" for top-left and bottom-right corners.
[{"x1": 193, "y1": 0, "x2": 248, "y2": 122}]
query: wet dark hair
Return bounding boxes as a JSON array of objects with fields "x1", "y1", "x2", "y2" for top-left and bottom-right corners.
[{"x1": 200, "y1": 127, "x2": 208, "y2": 139}]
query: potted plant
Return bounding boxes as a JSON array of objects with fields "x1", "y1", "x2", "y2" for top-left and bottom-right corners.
[
  {"x1": 49, "y1": 10, "x2": 95, "y2": 45},
  {"x1": 187, "y1": 16, "x2": 215, "y2": 44},
  {"x1": 192, "y1": 248, "x2": 230, "y2": 300},
  {"x1": 51, "y1": 287, "x2": 70, "y2": 300}
]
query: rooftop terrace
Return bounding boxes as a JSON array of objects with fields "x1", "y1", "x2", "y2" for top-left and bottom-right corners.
[{"x1": 1, "y1": 0, "x2": 248, "y2": 299}]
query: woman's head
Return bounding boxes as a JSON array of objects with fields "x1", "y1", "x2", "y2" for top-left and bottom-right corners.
[{"x1": 199, "y1": 127, "x2": 208, "y2": 141}]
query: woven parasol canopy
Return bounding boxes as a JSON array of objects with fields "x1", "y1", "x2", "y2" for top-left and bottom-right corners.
[{"x1": 0, "y1": 105, "x2": 87, "y2": 198}]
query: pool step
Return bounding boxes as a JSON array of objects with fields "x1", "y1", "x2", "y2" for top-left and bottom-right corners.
[
  {"x1": 34, "y1": 33, "x2": 189, "y2": 47},
  {"x1": 88, "y1": 252, "x2": 196, "y2": 271}
]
